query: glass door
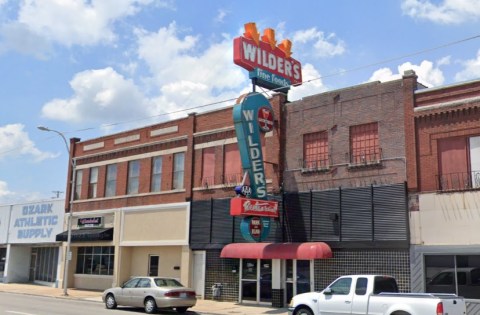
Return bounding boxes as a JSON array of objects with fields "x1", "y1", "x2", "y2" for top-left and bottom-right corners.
[
  {"x1": 241, "y1": 259, "x2": 257, "y2": 301},
  {"x1": 148, "y1": 255, "x2": 159, "y2": 276},
  {"x1": 286, "y1": 260, "x2": 313, "y2": 304},
  {"x1": 259, "y1": 259, "x2": 272, "y2": 302}
]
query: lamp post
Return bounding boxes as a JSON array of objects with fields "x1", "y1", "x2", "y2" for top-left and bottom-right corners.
[{"x1": 37, "y1": 126, "x2": 75, "y2": 296}]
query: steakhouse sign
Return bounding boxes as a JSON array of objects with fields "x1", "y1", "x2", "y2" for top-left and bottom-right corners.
[
  {"x1": 231, "y1": 22, "x2": 302, "y2": 242},
  {"x1": 234, "y1": 22, "x2": 302, "y2": 87}
]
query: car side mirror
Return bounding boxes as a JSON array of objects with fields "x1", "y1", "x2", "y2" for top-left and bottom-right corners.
[{"x1": 323, "y1": 288, "x2": 332, "y2": 295}]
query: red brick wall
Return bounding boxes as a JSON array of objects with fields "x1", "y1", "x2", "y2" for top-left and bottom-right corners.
[
  {"x1": 414, "y1": 80, "x2": 480, "y2": 192},
  {"x1": 69, "y1": 93, "x2": 286, "y2": 212},
  {"x1": 284, "y1": 77, "x2": 415, "y2": 192}
]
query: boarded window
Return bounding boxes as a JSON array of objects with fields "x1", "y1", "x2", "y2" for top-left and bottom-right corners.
[
  {"x1": 350, "y1": 122, "x2": 379, "y2": 164},
  {"x1": 303, "y1": 131, "x2": 329, "y2": 169},
  {"x1": 437, "y1": 137, "x2": 469, "y2": 190},
  {"x1": 202, "y1": 147, "x2": 216, "y2": 187},
  {"x1": 223, "y1": 143, "x2": 242, "y2": 184}
]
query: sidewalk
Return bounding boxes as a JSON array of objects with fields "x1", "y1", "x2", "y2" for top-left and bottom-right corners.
[{"x1": 0, "y1": 283, "x2": 288, "y2": 315}]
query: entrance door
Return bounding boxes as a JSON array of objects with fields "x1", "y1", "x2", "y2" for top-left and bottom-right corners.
[
  {"x1": 286, "y1": 260, "x2": 312, "y2": 304},
  {"x1": 192, "y1": 251, "x2": 205, "y2": 298},
  {"x1": 29, "y1": 252, "x2": 37, "y2": 282},
  {"x1": 241, "y1": 259, "x2": 272, "y2": 303},
  {"x1": 148, "y1": 255, "x2": 159, "y2": 276}
]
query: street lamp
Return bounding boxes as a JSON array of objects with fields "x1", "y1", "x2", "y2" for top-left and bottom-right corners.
[{"x1": 37, "y1": 125, "x2": 75, "y2": 296}]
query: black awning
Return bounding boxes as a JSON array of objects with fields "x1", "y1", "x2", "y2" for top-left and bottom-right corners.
[{"x1": 56, "y1": 228, "x2": 113, "y2": 242}]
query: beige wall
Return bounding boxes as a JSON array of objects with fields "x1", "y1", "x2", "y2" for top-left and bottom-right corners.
[
  {"x1": 410, "y1": 191, "x2": 480, "y2": 245},
  {"x1": 121, "y1": 205, "x2": 189, "y2": 245}
]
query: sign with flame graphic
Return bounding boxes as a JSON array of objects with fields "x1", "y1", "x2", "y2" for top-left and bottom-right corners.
[{"x1": 234, "y1": 22, "x2": 302, "y2": 90}]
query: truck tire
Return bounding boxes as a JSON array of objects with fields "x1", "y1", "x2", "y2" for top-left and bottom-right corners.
[
  {"x1": 391, "y1": 312, "x2": 411, "y2": 315},
  {"x1": 295, "y1": 307, "x2": 313, "y2": 315}
]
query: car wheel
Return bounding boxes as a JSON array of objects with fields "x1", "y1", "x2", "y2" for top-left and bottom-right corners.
[
  {"x1": 295, "y1": 307, "x2": 313, "y2": 315},
  {"x1": 105, "y1": 294, "x2": 117, "y2": 309},
  {"x1": 144, "y1": 297, "x2": 157, "y2": 314},
  {"x1": 176, "y1": 307, "x2": 188, "y2": 313}
]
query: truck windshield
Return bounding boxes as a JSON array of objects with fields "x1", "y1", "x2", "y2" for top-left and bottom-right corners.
[{"x1": 373, "y1": 276, "x2": 399, "y2": 294}]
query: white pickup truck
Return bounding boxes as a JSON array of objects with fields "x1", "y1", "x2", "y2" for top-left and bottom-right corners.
[{"x1": 288, "y1": 275, "x2": 466, "y2": 315}]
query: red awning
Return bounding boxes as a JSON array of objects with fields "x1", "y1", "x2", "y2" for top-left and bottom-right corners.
[{"x1": 220, "y1": 242, "x2": 332, "y2": 260}]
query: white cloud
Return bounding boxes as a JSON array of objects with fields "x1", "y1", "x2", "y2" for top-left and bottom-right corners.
[
  {"x1": 289, "y1": 63, "x2": 327, "y2": 101},
  {"x1": 0, "y1": 0, "x2": 153, "y2": 55},
  {"x1": 41, "y1": 67, "x2": 155, "y2": 124},
  {"x1": 0, "y1": 181, "x2": 13, "y2": 199},
  {"x1": 214, "y1": 9, "x2": 228, "y2": 23},
  {"x1": 455, "y1": 50, "x2": 480, "y2": 82},
  {"x1": 0, "y1": 124, "x2": 56, "y2": 162},
  {"x1": 368, "y1": 59, "x2": 445, "y2": 87},
  {"x1": 293, "y1": 27, "x2": 346, "y2": 58},
  {"x1": 402, "y1": 0, "x2": 480, "y2": 24}
]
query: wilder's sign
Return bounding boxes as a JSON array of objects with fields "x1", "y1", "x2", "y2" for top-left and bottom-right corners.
[
  {"x1": 231, "y1": 22, "x2": 302, "y2": 242},
  {"x1": 234, "y1": 22, "x2": 302, "y2": 89}
]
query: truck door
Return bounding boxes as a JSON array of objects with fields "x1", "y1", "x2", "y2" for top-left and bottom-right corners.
[{"x1": 318, "y1": 277, "x2": 353, "y2": 315}]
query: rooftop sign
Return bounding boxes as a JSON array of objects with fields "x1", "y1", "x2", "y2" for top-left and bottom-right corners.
[{"x1": 234, "y1": 22, "x2": 302, "y2": 90}]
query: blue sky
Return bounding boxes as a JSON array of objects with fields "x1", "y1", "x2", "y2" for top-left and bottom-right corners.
[{"x1": 1, "y1": 0, "x2": 480, "y2": 204}]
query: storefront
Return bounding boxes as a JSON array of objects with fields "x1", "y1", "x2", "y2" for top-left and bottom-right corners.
[
  {"x1": 0, "y1": 199, "x2": 65, "y2": 285},
  {"x1": 55, "y1": 202, "x2": 192, "y2": 291}
]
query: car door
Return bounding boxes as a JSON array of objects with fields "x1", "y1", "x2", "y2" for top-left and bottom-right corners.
[
  {"x1": 117, "y1": 278, "x2": 140, "y2": 306},
  {"x1": 317, "y1": 277, "x2": 354, "y2": 315},
  {"x1": 131, "y1": 278, "x2": 152, "y2": 307}
]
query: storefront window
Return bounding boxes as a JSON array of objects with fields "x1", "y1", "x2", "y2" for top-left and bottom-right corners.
[
  {"x1": 76, "y1": 246, "x2": 114, "y2": 275},
  {"x1": 425, "y1": 254, "x2": 480, "y2": 299},
  {"x1": 31, "y1": 247, "x2": 58, "y2": 282}
]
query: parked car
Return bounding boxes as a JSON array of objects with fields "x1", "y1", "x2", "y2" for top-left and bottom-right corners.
[
  {"x1": 102, "y1": 276, "x2": 196, "y2": 314},
  {"x1": 288, "y1": 274, "x2": 466, "y2": 315},
  {"x1": 426, "y1": 267, "x2": 480, "y2": 298}
]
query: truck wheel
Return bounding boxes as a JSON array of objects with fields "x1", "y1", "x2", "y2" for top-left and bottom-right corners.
[{"x1": 296, "y1": 307, "x2": 313, "y2": 315}]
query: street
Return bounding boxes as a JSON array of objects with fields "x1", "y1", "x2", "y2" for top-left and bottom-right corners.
[{"x1": 0, "y1": 292, "x2": 196, "y2": 315}]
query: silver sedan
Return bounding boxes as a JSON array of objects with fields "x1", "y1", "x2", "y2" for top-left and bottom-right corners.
[{"x1": 102, "y1": 277, "x2": 197, "y2": 314}]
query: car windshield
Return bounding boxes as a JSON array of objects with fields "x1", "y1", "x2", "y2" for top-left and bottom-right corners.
[{"x1": 154, "y1": 278, "x2": 183, "y2": 287}]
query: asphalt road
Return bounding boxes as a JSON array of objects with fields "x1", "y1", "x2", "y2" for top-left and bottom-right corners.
[{"x1": 0, "y1": 292, "x2": 192, "y2": 315}]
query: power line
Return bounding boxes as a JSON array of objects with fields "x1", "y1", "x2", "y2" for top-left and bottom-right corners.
[{"x1": 1, "y1": 32, "x2": 479, "y2": 159}]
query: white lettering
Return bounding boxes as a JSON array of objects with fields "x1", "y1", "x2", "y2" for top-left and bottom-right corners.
[
  {"x1": 268, "y1": 53, "x2": 276, "y2": 70},
  {"x1": 250, "y1": 147, "x2": 261, "y2": 159},
  {"x1": 294, "y1": 64, "x2": 301, "y2": 81},
  {"x1": 243, "y1": 110, "x2": 254, "y2": 121},
  {"x1": 277, "y1": 57, "x2": 284, "y2": 74},
  {"x1": 285, "y1": 61, "x2": 292, "y2": 77},
  {"x1": 252, "y1": 159, "x2": 263, "y2": 172},
  {"x1": 242, "y1": 42, "x2": 257, "y2": 62}
]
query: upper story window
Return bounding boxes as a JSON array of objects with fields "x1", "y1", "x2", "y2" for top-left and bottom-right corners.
[
  {"x1": 172, "y1": 152, "x2": 185, "y2": 190},
  {"x1": 202, "y1": 147, "x2": 215, "y2": 187},
  {"x1": 303, "y1": 131, "x2": 329, "y2": 170},
  {"x1": 88, "y1": 167, "x2": 98, "y2": 198},
  {"x1": 74, "y1": 169, "x2": 83, "y2": 200},
  {"x1": 105, "y1": 164, "x2": 117, "y2": 197},
  {"x1": 350, "y1": 122, "x2": 380, "y2": 164},
  {"x1": 223, "y1": 143, "x2": 242, "y2": 185},
  {"x1": 127, "y1": 160, "x2": 140, "y2": 195},
  {"x1": 437, "y1": 135, "x2": 480, "y2": 191},
  {"x1": 151, "y1": 156, "x2": 163, "y2": 192}
]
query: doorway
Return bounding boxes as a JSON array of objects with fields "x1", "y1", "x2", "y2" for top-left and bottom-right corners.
[
  {"x1": 286, "y1": 260, "x2": 312, "y2": 304},
  {"x1": 29, "y1": 252, "x2": 37, "y2": 282},
  {"x1": 241, "y1": 259, "x2": 272, "y2": 303},
  {"x1": 148, "y1": 255, "x2": 159, "y2": 276},
  {"x1": 192, "y1": 251, "x2": 206, "y2": 298}
]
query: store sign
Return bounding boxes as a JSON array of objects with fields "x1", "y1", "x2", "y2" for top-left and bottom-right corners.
[
  {"x1": 234, "y1": 22, "x2": 302, "y2": 90},
  {"x1": 8, "y1": 200, "x2": 65, "y2": 244},
  {"x1": 233, "y1": 92, "x2": 272, "y2": 198},
  {"x1": 78, "y1": 217, "x2": 103, "y2": 228},
  {"x1": 230, "y1": 197, "x2": 278, "y2": 218}
]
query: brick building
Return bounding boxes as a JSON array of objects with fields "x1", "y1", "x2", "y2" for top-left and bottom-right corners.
[
  {"x1": 55, "y1": 93, "x2": 285, "y2": 294},
  {"x1": 407, "y1": 77, "x2": 480, "y2": 312}
]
